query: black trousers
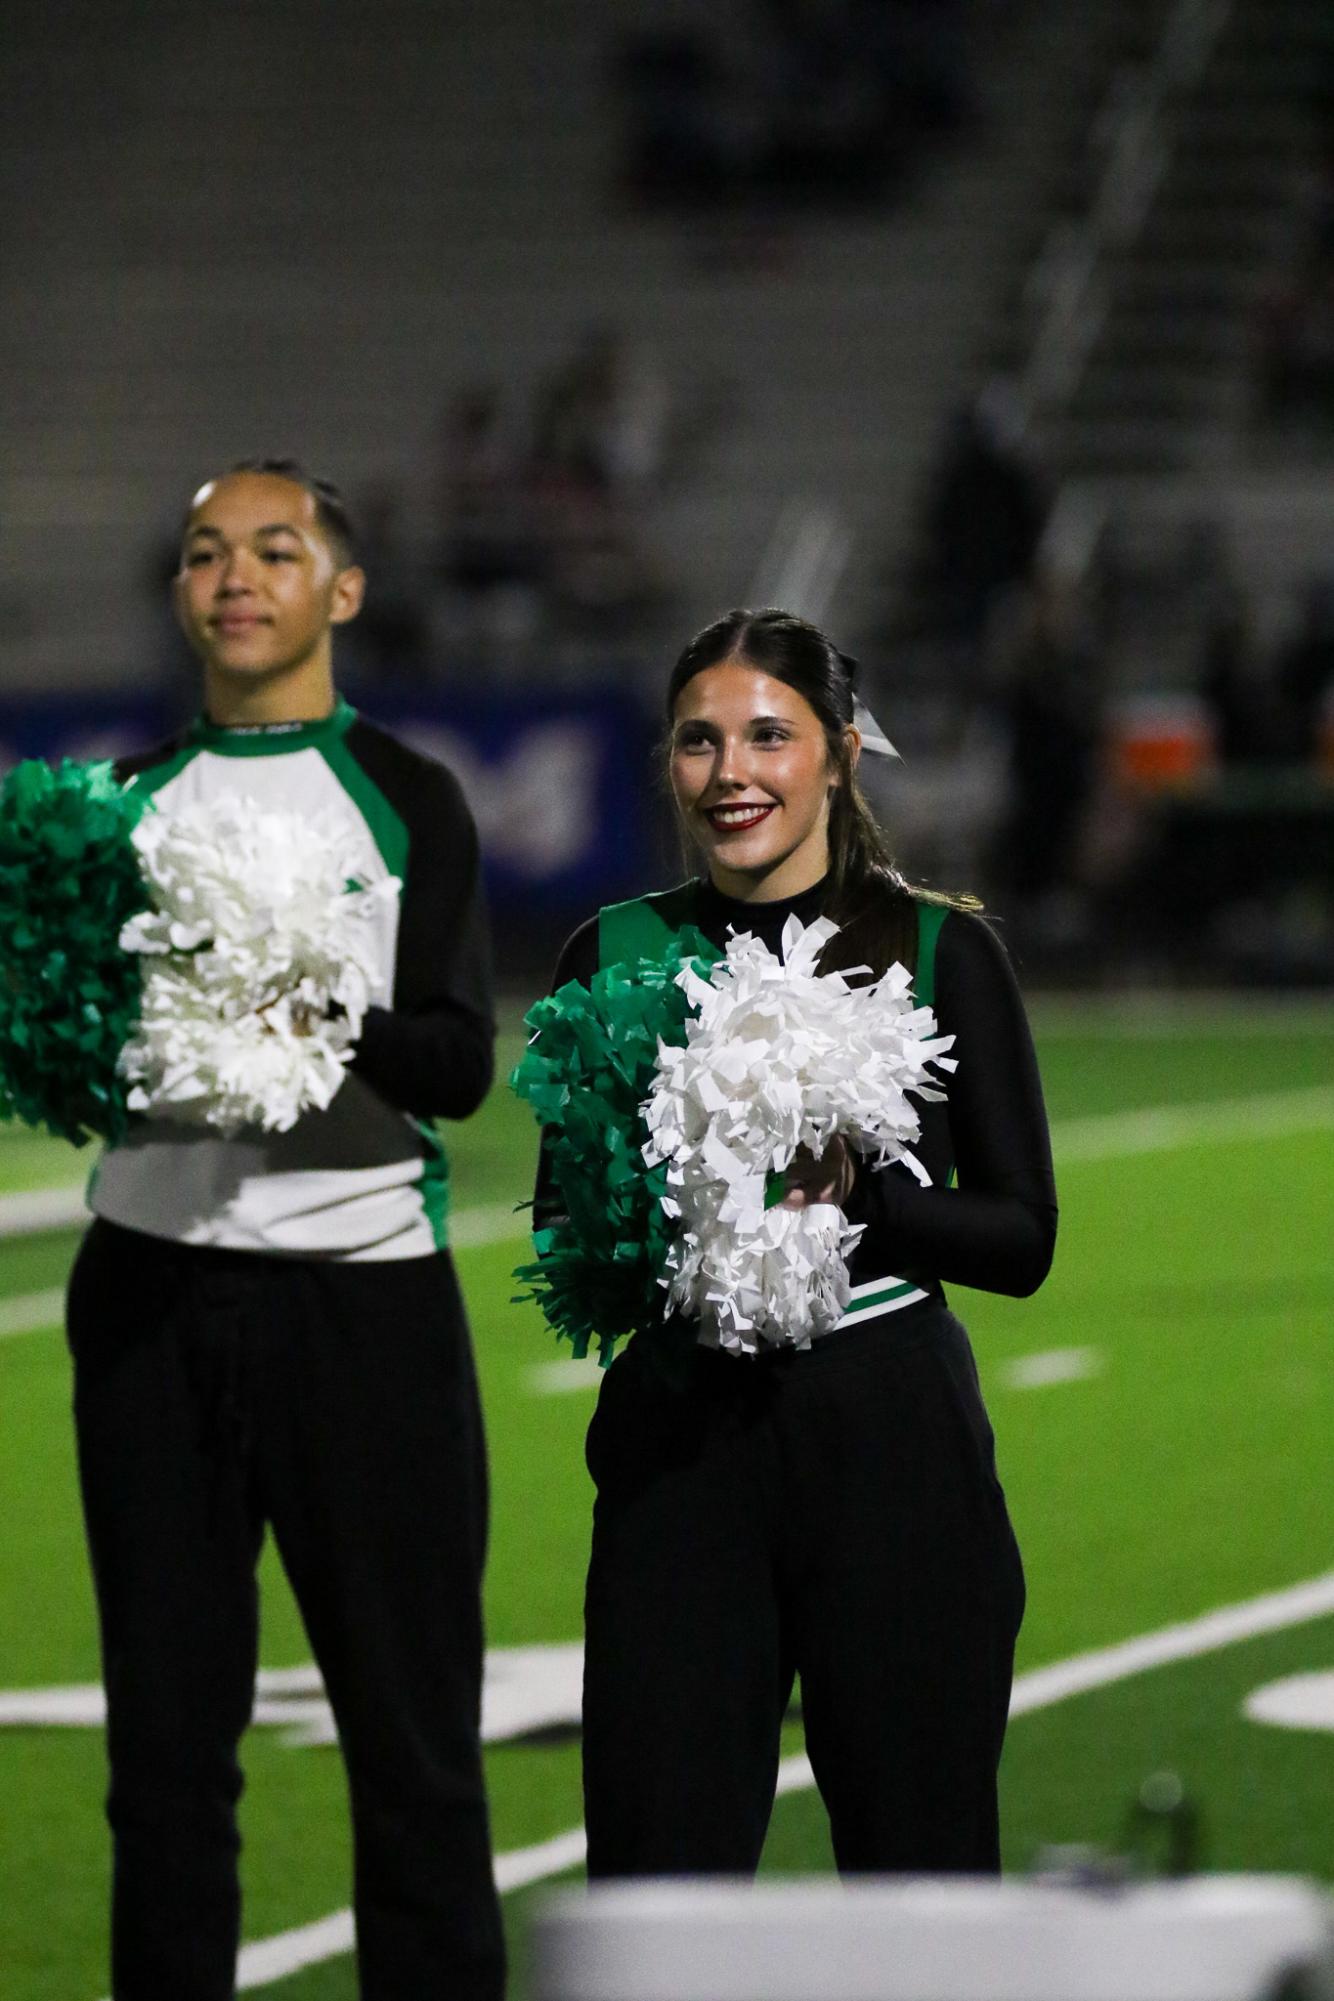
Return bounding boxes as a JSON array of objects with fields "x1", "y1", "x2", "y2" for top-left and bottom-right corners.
[
  {"x1": 582, "y1": 1302, "x2": 1025, "y2": 1878},
  {"x1": 67, "y1": 1219, "x2": 504, "y2": 2001}
]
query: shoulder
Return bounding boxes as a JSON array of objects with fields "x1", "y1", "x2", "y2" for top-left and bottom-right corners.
[
  {"x1": 600, "y1": 881, "x2": 699, "y2": 930},
  {"x1": 550, "y1": 881, "x2": 697, "y2": 991},
  {"x1": 114, "y1": 732, "x2": 192, "y2": 787},
  {"x1": 551, "y1": 913, "x2": 600, "y2": 991},
  {"x1": 938, "y1": 905, "x2": 1015, "y2": 974},
  {"x1": 340, "y1": 714, "x2": 472, "y2": 820},
  {"x1": 935, "y1": 905, "x2": 1031, "y2": 1018}
]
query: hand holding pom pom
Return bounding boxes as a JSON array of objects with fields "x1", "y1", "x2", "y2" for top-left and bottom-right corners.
[
  {"x1": 779, "y1": 1133, "x2": 857, "y2": 1210},
  {"x1": 118, "y1": 793, "x2": 398, "y2": 1136},
  {"x1": 644, "y1": 913, "x2": 955, "y2": 1355}
]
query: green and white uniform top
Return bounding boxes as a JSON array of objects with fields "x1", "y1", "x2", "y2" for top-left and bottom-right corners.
[
  {"x1": 92, "y1": 701, "x2": 493, "y2": 1262},
  {"x1": 541, "y1": 872, "x2": 1056, "y2": 1333}
]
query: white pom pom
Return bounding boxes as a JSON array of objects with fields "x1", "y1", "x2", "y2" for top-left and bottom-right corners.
[
  {"x1": 117, "y1": 794, "x2": 398, "y2": 1135},
  {"x1": 643, "y1": 914, "x2": 954, "y2": 1355}
]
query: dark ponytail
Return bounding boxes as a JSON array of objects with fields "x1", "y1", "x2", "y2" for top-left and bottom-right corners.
[{"x1": 666, "y1": 607, "x2": 980, "y2": 979}]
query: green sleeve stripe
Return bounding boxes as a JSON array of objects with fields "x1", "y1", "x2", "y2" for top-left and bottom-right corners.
[
  {"x1": 914, "y1": 901, "x2": 947, "y2": 1011},
  {"x1": 597, "y1": 884, "x2": 700, "y2": 967},
  {"x1": 416, "y1": 1122, "x2": 451, "y2": 1251},
  {"x1": 316, "y1": 739, "x2": 409, "y2": 879},
  {"x1": 126, "y1": 746, "x2": 197, "y2": 800}
]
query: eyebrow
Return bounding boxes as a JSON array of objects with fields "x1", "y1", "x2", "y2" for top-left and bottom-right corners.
[
  {"x1": 676, "y1": 713, "x2": 794, "y2": 729},
  {"x1": 184, "y1": 522, "x2": 305, "y2": 541}
]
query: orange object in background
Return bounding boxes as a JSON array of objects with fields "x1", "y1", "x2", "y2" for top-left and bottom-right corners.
[{"x1": 1111, "y1": 696, "x2": 1214, "y2": 791}]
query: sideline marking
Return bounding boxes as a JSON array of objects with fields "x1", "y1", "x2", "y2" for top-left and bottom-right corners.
[
  {"x1": 231, "y1": 1828, "x2": 591, "y2": 1992},
  {"x1": 183, "y1": 1569, "x2": 1334, "y2": 1995},
  {"x1": 531, "y1": 1357, "x2": 605, "y2": 1394},
  {"x1": 1000, "y1": 1346, "x2": 1102, "y2": 1390},
  {"x1": 0, "y1": 1186, "x2": 86, "y2": 1235},
  {"x1": 1244, "y1": 1670, "x2": 1334, "y2": 1734},
  {"x1": 1052, "y1": 1085, "x2": 1334, "y2": 1164},
  {"x1": 450, "y1": 1200, "x2": 527, "y2": 1248},
  {"x1": 0, "y1": 1287, "x2": 65, "y2": 1340},
  {"x1": 3, "y1": 1644, "x2": 587, "y2": 1751}
]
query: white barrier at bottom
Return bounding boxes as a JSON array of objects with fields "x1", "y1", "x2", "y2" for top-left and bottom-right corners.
[{"x1": 531, "y1": 1876, "x2": 1333, "y2": 2001}]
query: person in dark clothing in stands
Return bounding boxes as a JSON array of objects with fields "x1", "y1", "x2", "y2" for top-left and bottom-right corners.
[
  {"x1": 537, "y1": 608, "x2": 1056, "y2": 1880},
  {"x1": 67, "y1": 460, "x2": 504, "y2": 2000}
]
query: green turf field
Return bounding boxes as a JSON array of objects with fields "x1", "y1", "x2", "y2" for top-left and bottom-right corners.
[{"x1": 1, "y1": 1001, "x2": 1331, "y2": 1998}]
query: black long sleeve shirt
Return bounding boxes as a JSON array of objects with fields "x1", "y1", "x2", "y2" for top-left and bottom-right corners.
[{"x1": 541, "y1": 875, "x2": 1056, "y2": 1305}]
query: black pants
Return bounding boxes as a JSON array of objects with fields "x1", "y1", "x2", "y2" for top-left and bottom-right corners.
[
  {"x1": 582, "y1": 1303, "x2": 1025, "y2": 1878},
  {"x1": 67, "y1": 1219, "x2": 504, "y2": 2001}
]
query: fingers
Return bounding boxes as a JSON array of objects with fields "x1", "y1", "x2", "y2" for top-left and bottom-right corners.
[{"x1": 780, "y1": 1135, "x2": 854, "y2": 1210}]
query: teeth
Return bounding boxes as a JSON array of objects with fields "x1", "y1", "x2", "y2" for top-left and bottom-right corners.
[{"x1": 711, "y1": 806, "x2": 770, "y2": 826}]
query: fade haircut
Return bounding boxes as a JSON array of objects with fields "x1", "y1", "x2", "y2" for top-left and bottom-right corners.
[{"x1": 189, "y1": 456, "x2": 358, "y2": 567}]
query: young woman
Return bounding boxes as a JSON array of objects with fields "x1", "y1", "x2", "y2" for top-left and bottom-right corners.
[{"x1": 538, "y1": 607, "x2": 1056, "y2": 1880}]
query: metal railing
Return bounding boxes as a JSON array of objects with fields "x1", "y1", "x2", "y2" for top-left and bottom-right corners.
[
  {"x1": 1020, "y1": 0, "x2": 1234, "y2": 417},
  {"x1": 746, "y1": 498, "x2": 853, "y2": 625}
]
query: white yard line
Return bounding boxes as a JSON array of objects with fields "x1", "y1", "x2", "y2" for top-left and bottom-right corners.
[
  {"x1": 0, "y1": 1185, "x2": 88, "y2": 1235},
  {"x1": 449, "y1": 1200, "x2": 527, "y2": 1248},
  {"x1": 179, "y1": 1568, "x2": 1334, "y2": 1995},
  {"x1": 1029, "y1": 995, "x2": 1334, "y2": 1037},
  {"x1": 1051, "y1": 1085, "x2": 1334, "y2": 1164},
  {"x1": 1000, "y1": 1346, "x2": 1103, "y2": 1390},
  {"x1": 531, "y1": 1358, "x2": 606, "y2": 1394},
  {"x1": 0, "y1": 1287, "x2": 66, "y2": 1340},
  {"x1": 774, "y1": 1571, "x2": 1334, "y2": 1789},
  {"x1": 1008, "y1": 1571, "x2": 1334, "y2": 1717}
]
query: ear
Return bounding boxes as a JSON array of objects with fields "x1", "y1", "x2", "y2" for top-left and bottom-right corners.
[
  {"x1": 170, "y1": 568, "x2": 190, "y2": 635},
  {"x1": 833, "y1": 725, "x2": 862, "y2": 784},
  {"x1": 330, "y1": 565, "x2": 366, "y2": 626}
]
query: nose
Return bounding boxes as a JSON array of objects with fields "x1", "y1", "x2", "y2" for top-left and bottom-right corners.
[
  {"x1": 713, "y1": 733, "x2": 749, "y2": 791},
  {"x1": 217, "y1": 548, "x2": 259, "y2": 595}
]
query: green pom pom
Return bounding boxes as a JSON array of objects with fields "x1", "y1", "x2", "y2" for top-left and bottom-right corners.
[
  {"x1": 0, "y1": 758, "x2": 149, "y2": 1145},
  {"x1": 510, "y1": 925, "x2": 715, "y2": 1365}
]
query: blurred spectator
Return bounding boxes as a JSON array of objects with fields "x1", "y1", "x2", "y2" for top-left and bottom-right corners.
[
  {"x1": 1273, "y1": 576, "x2": 1334, "y2": 761},
  {"x1": 750, "y1": 0, "x2": 903, "y2": 205},
  {"x1": 528, "y1": 329, "x2": 673, "y2": 628},
  {"x1": 532, "y1": 326, "x2": 672, "y2": 500},
  {"x1": 990, "y1": 567, "x2": 1108, "y2": 929},
  {"x1": 923, "y1": 380, "x2": 1052, "y2": 666},
  {"x1": 435, "y1": 385, "x2": 543, "y2": 653},
  {"x1": 617, "y1": 25, "x2": 740, "y2": 206},
  {"x1": 1251, "y1": 102, "x2": 1334, "y2": 443},
  {"x1": 614, "y1": 0, "x2": 983, "y2": 214},
  {"x1": 1254, "y1": 252, "x2": 1334, "y2": 437},
  {"x1": 339, "y1": 482, "x2": 432, "y2": 694},
  {"x1": 1197, "y1": 586, "x2": 1288, "y2": 766}
]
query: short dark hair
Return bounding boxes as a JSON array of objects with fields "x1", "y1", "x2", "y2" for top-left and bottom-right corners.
[{"x1": 197, "y1": 456, "x2": 358, "y2": 565}]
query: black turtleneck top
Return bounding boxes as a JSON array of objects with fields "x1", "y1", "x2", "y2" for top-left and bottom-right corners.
[{"x1": 539, "y1": 876, "x2": 1056, "y2": 1304}]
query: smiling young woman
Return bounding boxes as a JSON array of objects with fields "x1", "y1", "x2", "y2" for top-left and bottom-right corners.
[
  {"x1": 668, "y1": 658, "x2": 847, "y2": 902},
  {"x1": 535, "y1": 606, "x2": 1057, "y2": 1881}
]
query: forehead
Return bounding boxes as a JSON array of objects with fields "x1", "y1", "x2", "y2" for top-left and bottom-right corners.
[
  {"x1": 673, "y1": 658, "x2": 820, "y2": 724},
  {"x1": 184, "y1": 473, "x2": 319, "y2": 539}
]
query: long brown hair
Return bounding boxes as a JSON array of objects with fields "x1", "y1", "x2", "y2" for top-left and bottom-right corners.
[{"x1": 666, "y1": 607, "x2": 980, "y2": 979}]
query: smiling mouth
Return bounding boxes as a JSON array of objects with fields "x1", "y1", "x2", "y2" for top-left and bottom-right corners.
[{"x1": 704, "y1": 803, "x2": 776, "y2": 833}]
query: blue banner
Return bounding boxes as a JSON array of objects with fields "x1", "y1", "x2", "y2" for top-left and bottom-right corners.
[{"x1": 0, "y1": 686, "x2": 660, "y2": 940}]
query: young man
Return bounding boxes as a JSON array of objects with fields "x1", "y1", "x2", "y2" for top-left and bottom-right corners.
[{"x1": 67, "y1": 460, "x2": 504, "y2": 1999}]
